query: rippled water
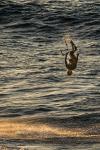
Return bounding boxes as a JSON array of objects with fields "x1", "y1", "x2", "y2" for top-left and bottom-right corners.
[{"x1": 0, "y1": 0, "x2": 100, "y2": 149}]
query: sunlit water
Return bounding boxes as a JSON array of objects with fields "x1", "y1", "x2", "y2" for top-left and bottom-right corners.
[{"x1": 0, "y1": 0, "x2": 100, "y2": 149}]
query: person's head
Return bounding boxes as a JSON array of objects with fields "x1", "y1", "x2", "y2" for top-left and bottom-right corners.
[{"x1": 67, "y1": 70, "x2": 72, "y2": 76}]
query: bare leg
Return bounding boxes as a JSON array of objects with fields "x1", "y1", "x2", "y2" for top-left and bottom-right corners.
[
  {"x1": 70, "y1": 40, "x2": 77, "y2": 52},
  {"x1": 76, "y1": 53, "x2": 79, "y2": 61},
  {"x1": 65, "y1": 43, "x2": 69, "y2": 52},
  {"x1": 64, "y1": 38, "x2": 69, "y2": 51},
  {"x1": 61, "y1": 40, "x2": 69, "y2": 56}
]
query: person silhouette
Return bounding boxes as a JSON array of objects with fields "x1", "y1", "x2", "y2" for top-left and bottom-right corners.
[{"x1": 61, "y1": 39, "x2": 79, "y2": 75}]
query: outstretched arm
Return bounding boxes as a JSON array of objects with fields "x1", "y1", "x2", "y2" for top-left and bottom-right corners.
[{"x1": 60, "y1": 50, "x2": 65, "y2": 56}]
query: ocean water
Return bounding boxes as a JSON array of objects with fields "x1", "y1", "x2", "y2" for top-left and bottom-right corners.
[{"x1": 0, "y1": 0, "x2": 100, "y2": 149}]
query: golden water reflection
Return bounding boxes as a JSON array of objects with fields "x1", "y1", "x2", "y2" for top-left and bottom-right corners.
[{"x1": 0, "y1": 118, "x2": 99, "y2": 141}]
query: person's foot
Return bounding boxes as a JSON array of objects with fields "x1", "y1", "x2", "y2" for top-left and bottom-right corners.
[{"x1": 70, "y1": 40, "x2": 74, "y2": 44}]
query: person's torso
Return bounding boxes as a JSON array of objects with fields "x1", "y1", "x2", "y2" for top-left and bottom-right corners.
[{"x1": 66, "y1": 52, "x2": 77, "y2": 70}]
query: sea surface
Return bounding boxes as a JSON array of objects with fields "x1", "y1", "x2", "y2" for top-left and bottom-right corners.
[{"x1": 0, "y1": 0, "x2": 100, "y2": 149}]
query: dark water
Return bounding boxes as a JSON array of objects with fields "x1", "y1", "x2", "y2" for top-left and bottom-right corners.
[{"x1": 0, "y1": 0, "x2": 100, "y2": 149}]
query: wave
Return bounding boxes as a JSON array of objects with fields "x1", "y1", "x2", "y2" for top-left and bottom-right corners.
[
  {"x1": 0, "y1": 105, "x2": 100, "y2": 125},
  {"x1": 0, "y1": 105, "x2": 55, "y2": 117},
  {"x1": 0, "y1": 0, "x2": 99, "y2": 40}
]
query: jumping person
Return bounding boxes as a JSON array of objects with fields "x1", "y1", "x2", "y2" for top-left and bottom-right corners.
[{"x1": 61, "y1": 39, "x2": 79, "y2": 76}]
